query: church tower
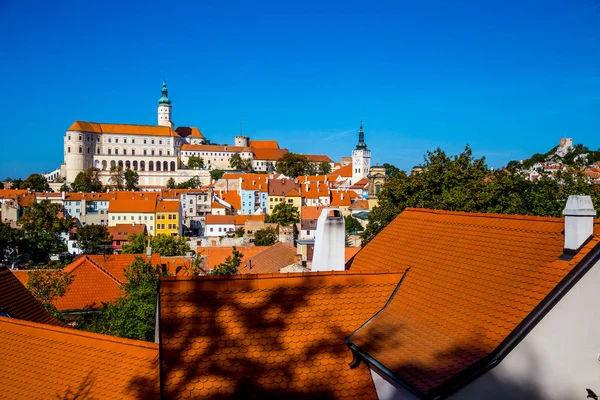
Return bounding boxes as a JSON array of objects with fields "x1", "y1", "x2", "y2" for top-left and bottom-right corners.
[
  {"x1": 158, "y1": 80, "x2": 173, "y2": 127},
  {"x1": 352, "y1": 121, "x2": 371, "y2": 184}
]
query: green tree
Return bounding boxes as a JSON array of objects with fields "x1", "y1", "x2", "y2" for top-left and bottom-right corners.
[
  {"x1": 187, "y1": 156, "x2": 205, "y2": 169},
  {"x1": 22, "y1": 173, "x2": 51, "y2": 192},
  {"x1": 27, "y1": 262, "x2": 73, "y2": 319},
  {"x1": 345, "y1": 215, "x2": 364, "y2": 234},
  {"x1": 254, "y1": 226, "x2": 278, "y2": 246},
  {"x1": 109, "y1": 165, "x2": 124, "y2": 190},
  {"x1": 166, "y1": 177, "x2": 176, "y2": 189},
  {"x1": 382, "y1": 163, "x2": 401, "y2": 179},
  {"x1": 72, "y1": 168, "x2": 103, "y2": 192},
  {"x1": 317, "y1": 161, "x2": 332, "y2": 175},
  {"x1": 229, "y1": 154, "x2": 243, "y2": 170},
  {"x1": 210, "y1": 169, "x2": 225, "y2": 180},
  {"x1": 20, "y1": 201, "x2": 74, "y2": 262},
  {"x1": 0, "y1": 222, "x2": 23, "y2": 263},
  {"x1": 276, "y1": 153, "x2": 314, "y2": 178},
  {"x1": 234, "y1": 227, "x2": 245, "y2": 238},
  {"x1": 59, "y1": 183, "x2": 71, "y2": 192},
  {"x1": 177, "y1": 176, "x2": 201, "y2": 189},
  {"x1": 150, "y1": 234, "x2": 190, "y2": 256},
  {"x1": 121, "y1": 233, "x2": 147, "y2": 254},
  {"x1": 77, "y1": 256, "x2": 168, "y2": 341},
  {"x1": 124, "y1": 169, "x2": 139, "y2": 191},
  {"x1": 210, "y1": 247, "x2": 243, "y2": 275},
  {"x1": 76, "y1": 224, "x2": 111, "y2": 254},
  {"x1": 267, "y1": 203, "x2": 300, "y2": 226}
]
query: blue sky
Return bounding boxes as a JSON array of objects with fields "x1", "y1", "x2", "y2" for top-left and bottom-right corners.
[{"x1": 1, "y1": 0, "x2": 599, "y2": 178}]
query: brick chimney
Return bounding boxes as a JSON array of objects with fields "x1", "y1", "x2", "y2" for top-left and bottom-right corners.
[
  {"x1": 312, "y1": 208, "x2": 345, "y2": 271},
  {"x1": 563, "y1": 195, "x2": 596, "y2": 253}
]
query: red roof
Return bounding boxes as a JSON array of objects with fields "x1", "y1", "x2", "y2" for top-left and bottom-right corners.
[
  {"x1": 301, "y1": 206, "x2": 326, "y2": 220},
  {"x1": 181, "y1": 144, "x2": 251, "y2": 153},
  {"x1": 252, "y1": 147, "x2": 288, "y2": 161},
  {"x1": 328, "y1": 164, "x2": 352, "y2": 179},
  {"x1": 158, "y1": 272, "x2": 403, "y2": 399},
  {"x1": 205, "y1": 214, "x2": 235, "y2": 225},
  {"x1": 238, "y1": 242, "x2": 297, "y2": 273},
  {"x1": 268, "y1": 178, "x2": 297, "y2": 196},
  {"x1": 195, "y1": 246, "x2": 269, "y2": 270},
  {"x1": 220, "y1": 190, "x2": 241, "y2": 210},
  {"x1": 303, "y1": 154, "x2": 333, "y2": 163},
  {"x1": 156, "y1": 200, "x2": 180, "y2": 212},
  {"x1": 347, "y1": 207, "x2": 600, "y2": 396},
  {"x1": 300, "y1": 182, "x2": 329, "y2": 199},
  {"x1": 249, "y1": 140, "x2": 280, "y2": 149},
  {"x1": 0, "y1": 317, "x2": 159, "y2": 399},
  {"x1": 68, "y1": 120, "x2": 176, "y2": 137},
  {"x1": 0, "y1": 266, "x2": 65, "y2": 326},
  {"x1": 175, "y1": 126, "x2": 205, "y2": 139},
  {"x1": 107, "y1": 223, "x2": 147, "y2": 240},
  {"x1": 234, "y1": 214, "x2": 265, "y2": 226}
]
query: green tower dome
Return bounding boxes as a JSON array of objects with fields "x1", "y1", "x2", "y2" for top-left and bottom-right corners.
[{"x1": 158, "y1": 80, "x2": 171, "y2": 106}]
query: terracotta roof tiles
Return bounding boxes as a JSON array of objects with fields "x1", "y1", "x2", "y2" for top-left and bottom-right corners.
[
  {"x1": 238, "y1": 242, "x2": 297, "y2": 274},
  {"x1": 347, "y1": 207, "x2": 600, "y2": 396},
  {"x1": 68, "y1": 120, "x2": 176, "y2": 137},
  {"x1": 196, "y1": 246, "x2": 269, "y2": 270},
  {"x1": 205, "y1": 214, "x2": 235, "y2": 225},
  {"x1": 0, "y1": 317, "x2": 159, "y2": 399},
  {"x1": 249, "y1": 140, "x2": 280, "y2": 149},
  {"x1": 156, "y1": 199, "x2": 180, "y2": 212},
  {"x1": 158, "y1": 272, "x2": 403, "y2": 399},
  {"x1": 175, "y1": 126, "x2": 205, "y2": 139}
]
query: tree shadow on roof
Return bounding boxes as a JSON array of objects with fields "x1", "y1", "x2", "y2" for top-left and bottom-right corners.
[{"x1": 56, "y1": 372, "x2": 97, "y2": 400}]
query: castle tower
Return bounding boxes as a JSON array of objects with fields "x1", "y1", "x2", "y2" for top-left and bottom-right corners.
[
  {"x1": 352, "y1": 121, "x2": 371, "y2": 185},
  {"x1": 158, "y1": 80, "x2": 172, "y2": 127}
]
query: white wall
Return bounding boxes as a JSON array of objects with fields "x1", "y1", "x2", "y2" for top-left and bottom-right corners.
[{"x1": 450, "y1": 257, "x2": 600, "y2": 400}]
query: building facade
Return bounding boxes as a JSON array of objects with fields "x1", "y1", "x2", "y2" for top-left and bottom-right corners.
[{"x1": 351, "y1": 122, "x2": 371, "y2": 185}]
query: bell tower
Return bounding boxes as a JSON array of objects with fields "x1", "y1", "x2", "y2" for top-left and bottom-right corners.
[
  {"x1": 158, "y1": 80, "x2": 172, "y2": 127},
  {"x1": 352, "y1": 121, "x2": 371, "y2": 184}
]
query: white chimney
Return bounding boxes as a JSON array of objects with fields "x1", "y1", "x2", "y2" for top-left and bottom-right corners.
[
  {"x1": 563, "y1": 195, "x2": 596, "y2": 253},
  {"x1": 312, "y1": 208, "x2": 345, "y2": 272}
]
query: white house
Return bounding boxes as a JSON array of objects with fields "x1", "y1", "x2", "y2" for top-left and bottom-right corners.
[{"x1": 204, "y1": 214, "x2": 235, "y2": 237}]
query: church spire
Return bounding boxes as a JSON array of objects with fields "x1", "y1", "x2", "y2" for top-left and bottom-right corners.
[
  {"x1": 158, "y1": 80, "x2": 171, "y2": 106},
  {"x1": 356, "y1": 120, "x2": 367, "y2": 150}
]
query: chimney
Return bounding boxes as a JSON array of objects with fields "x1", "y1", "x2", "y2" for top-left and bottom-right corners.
[
  {"x1": 312, "y1": 208, "x2": 345, "y2": 272},
  {"x1": 563, "y1": 195, "x2": 596, "y2": 253}
]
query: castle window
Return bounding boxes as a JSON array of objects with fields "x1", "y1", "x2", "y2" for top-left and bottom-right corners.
[
  {"x1": 108, "y1": 149, "x2": 111, "y2": 155},
  {"x1": 159, "y1": 150, "x2": 162, "y2": 156},
  {"x1": 96, "y1": 148, "x2": 99, "y2": 154},
  {"x1": 132, "y1": 139, "x2": 135, "y2": 144},
  {"x1": 68, "y1": 147, "x2": 71, "y2": 153},
  {"x1": 115, "y1": 149, "x2": 119, "y2": 155},
  {"x1": 79, "y1": 135, "x2": 82, "y2": 140},
  {"x1": 87, "y1": 147, "x2": 90, "y2": 154},
  {"x1": 97, "y1": 137, "x2": 100, "y2": 142},
  {"x1": 152, "y1": 140, "x2": 155, "y2": 144},
  {"x1": 68, "y1": 135, "x2": 71, "y2": 140},
  {"x1": 132, "y1": 149, "x2": 135, "y2": 156},
  {"x1": 144, "y1": 139, "x2": 147, "y2": 144},
  {"x1": 108, "y1": 138, "x2": 111, "y2": 143},
  {"x1": 79, "y1": 146, "x2": 82, "y2": 153},
  {"x1": 167, "y1": 151, "x2": 170, "y2": 156},
  {"x1": 152, "y1": 150, "x2": 155, "y2": 156},
  {"x1": 123, "y1": 149, "x2": 127, "y2": 155},
  {"x1": 124, "y1": 139, "x2": 127, "y2": 143},
  {"x1": 115, "y1": 138, "x2": 118, "y2": 143},
  {"x1": 159, "y1": 140, "x2": 162, "y2": 145}
]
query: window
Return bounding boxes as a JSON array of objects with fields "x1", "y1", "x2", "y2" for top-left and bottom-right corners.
[
  {"x1": 97, "y1": 137, "x2": 100, "y2": 142},
  {"x1": 144, "y1": 149, "x2": 147, "y2": 155},
  {"x1": 115, "y1": 149, "x2": 119, "y2": 155},
  {"x1": 144, "y1": 139, "x2": 147, "y2": 144},
  {"x1": 79, "y1": 146, "x2": 82, "y2": 153},
  {"x1": 108, "y1": 138, "x2": 112, "y2": 143},
  {"x1": 270, "y1": 205, "x2": 273, "y2": 209},
  {"x1": 132, "y1": 149, "x2": 135, "y2": 155},
  {"x1": 152, "y1": 150, "x2": 155, "y2": 156},
  {"x1": 68, "y1": 135, "x2": 71, "y2": 140},
  {"x1": 288, "y1": 199, "x2": 293, "y2": 204},
  {"x1": 108, "y1": 149, "x2": 112, "y2": 155},
  {"x1": 79, "y1": 135, "x2": 82, "y2": 140},
  {"x1": 118, "y1": 216, "x2": 121, "y2": 220},
  {"x1": 189, "y1": 207, "x2": 193, "y2": 212},
  {"x1": 189, "y1": 199, "x2": 193, "y2": 204},
  {"x1": 131, "y1": 216, "x2": 134, "y2": 220},
  {"x1": 167, "y1": 150, "x2": 170, "y2": 156},
  {"x1": 115, "y1": 138, "x2": 119, "y2": 143},
  {"x1": 68, "y1": 147, "x2": 71, "y2": 153},
  {"x1": 150, "y1": 216, "x2": 153, "y2": 220},
  {"x1": 124, "y1": 139, "x2": 127, "y2": 143},
  {"x1": 152, "y1": 140, "x2": 155, "y2": 144},
  {"x1": 96, "y1": 148, "x2": 100, "y2": 154},
  {"x1": 210, "y1": 228, "x2": 213, "y2": 232},
  {"x1": 159, "y1": 150, "x2": 162, "y2": 156},
  {"x1": 132, "y1": 139, "x2": 135, "y2": 144},
  {"x1": 306, "y1": 230, "x2": 310, "y2": 235},
  {"x1": 159, "y1": 140, "x2": 162, "y2": 144}
]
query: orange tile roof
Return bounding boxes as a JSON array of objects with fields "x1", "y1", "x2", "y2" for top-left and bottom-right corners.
[
  {"x1": 285, "y1": 188, "x2": 301, "y2": 197},
  {"x1": 175, "y1": 126, "x2": 205, "y2": 139},
  {"x1": 196, "y1": 246, "x2": 269, "y2": 270},
  {"x1": 349, "y1": 177, "x2": 369, "y2": 188},
  {"x1": 297, "y1": 175, "x2": 328, "y2": 183},
  {"x1": 220, "y1": 190, "x2": 241, "y2": 210},
  {"x1": 0, "y1": 266, "x2": 65, "y2": 326},
  {"x1": 0, "y1": 189, "x2": 30, "y2": 199},
  {"x1": 300, "y1": 182, "x2": 330, "y2": 199},
  {"x1": 301, "y1": 206, "x2": 326, "y2": 220},
  {"x1": 82, "y1": 192, "x2": 112, "y2": 201},
  {"x1": 268, "y1": 178, "x2": 297, "y2": 196},
  {"x1": 158, "y1": 272, "x2": 403, "y2": 399},
  {"x1": 68, "y1": 120, "x2": 176, "y2": 137},
  {"x1": 181, "y1": 144, "x2": 251, "y2": 152},
  {"x1": 0, "y1": 317, "x2": 159, "y2": 399},
  {"x1": 109, "y1": 192, "x2": 158, "y2": 213},
  {"x1": 211, "y1": 201, "x2": 225, "y2": 208},
  {"x1": 107, "y1": 223, "x2": 147, "y2": 240},
  {"x1": 347, "y1": 207, "x2": 600, "y2": 396},
  {"x1": 349, "y1": 199, "x2": 369, "y2": 210},
  {"x1": 238, "y1": 242, "x2": 297, "y2": 274},
  {"x1": 234, "y1": 213, "x2": 265, "y2": 226},
  {"x1": 18, "y1": 192, "x2": 35, "y2": 207},
  {"x1": 303, "y1": 154, "x2": 333, "y2": 162},
  {"x1": 86, "y1": 254, "x2": 161, "y2": 283},
  {"x1": 249, "y1": 139, "x2": 279, "y2": 149},
  {"x1": 156, "y1": 199, "x2": 180, "y2": 212},
  {"x1": 205, "y1": 214, "x2": 235, "y2": 225},
  {"x1": 344, "y1": 247, "x2": 361, "y2": 261},
  {"x1": 252, "y1": 147, "x2": 288, "y2": 161},
  {"x1": 330, "y1": 191, "x2": 353, "y2": 206},
  {"x1": 328, "y1": 164, "x2": 352, "y2": 178}
]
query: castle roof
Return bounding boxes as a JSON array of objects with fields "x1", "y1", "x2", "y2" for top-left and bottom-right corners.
[{"x1": 68, "y1": 121, "x2": 177, "y2": 137}]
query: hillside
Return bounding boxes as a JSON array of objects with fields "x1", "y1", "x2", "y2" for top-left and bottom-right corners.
[{"x1": 506, "y1": 138, "x2": 600, "y2": 170}]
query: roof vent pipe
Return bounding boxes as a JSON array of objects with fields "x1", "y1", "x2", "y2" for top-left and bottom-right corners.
[{"x1": 563, "y1": 195, "x2": 596, "y2": 253}]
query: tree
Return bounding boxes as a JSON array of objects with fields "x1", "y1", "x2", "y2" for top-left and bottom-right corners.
[
  {"x1": 121, "y1": 233, "x2": 147, "y2": 254},
  {"x1": 345, "y1": 215, "x2": 364, "y2": 234},
  {"x1": 71, "y1": 168, "x2": 102, "y2": 192},
  {"x1": 254, "y1": 227, "x2": 278, "y2": 246},
  {"x1": 59, "y1": 183, "x2": 71, "y2": 192},
  {"x1": 361, "y1": 145, "x2": 600, "y2": 245},
  {"x1": 76, "y1": 224, "x2": 111, "y2": 254},
  {"x1": 317, "y1": 161, "x2": 332, "y2": 175},
  {"x1": 234, "y1": 227, "x2": 245, "y2": 238},
  {"x1": 150, "y1": 234, "x2": 190, "y2": 256},
  {"x1": 20, "y1": 201, "x2": 74, "y2": 262},
  {"x1": 124, "y1": 169, "x2": 139, "y2": 191},
  {"x1": 382, "y1": 163, "x2": 401, "y2": 179},
  {"x1": 210, "y1": 169, "x2": 225, "y2": 181},
  {"x1": 0, "y1": 222, "x2": 23, "y2": 263},
  {"x1": 22, "y1": 173, "x2": 51, "y2": 192},
  {"x1": 267, "y1": 203, "x2": 300, "y2": 226},
  {"x1": 229, "y1": 154, "x2": 243, "y2": 170},
  {"x1": 177, "y1": 176, "x2": 201, "y2": 189},
  {"x1": 166, "y1": 177, "x2": 176, "y2": 189},
  {"x1": 187, "y1": 156, "x2": 205, "y2": 169},
  {"x1": 210, "y1": 247, "x2": 243, "y2": 275},
  {"x1": 27, "y1": 262, "x2": 73, "y2": 319},
  {"x1": 276, "y1": 153, "x2": 313, "y2": 178},
  {"x1": 109, "y1": 165, "x2": 124, "y2": 190},
  {"x1": 77, "y1": 256, "x2": 169, "y2": 341}
]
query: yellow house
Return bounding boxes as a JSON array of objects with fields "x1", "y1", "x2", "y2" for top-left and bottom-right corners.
[
  {"x1": 283, "y1": 189, "x2": 302, "y2": 211},
  {"x1": 155, "y1": 200, "x2": 182, "y2": 236},
  {"x1": 267, "y1": 179, "x2": 300, "y2": 215},
  {"x1": 108, "y1": 193, "x2": 159, "y2": 236}
]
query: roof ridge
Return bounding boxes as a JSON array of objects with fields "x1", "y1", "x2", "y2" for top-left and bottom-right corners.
[
  {"x1": 161, "y1": 270, "x2": 406, "y2": 281},
  {"x1": 404, "y1": 207, "x2": 565, "y2": 223},
  {"x1": 84, "y1": 256, "x2": 125, "y2": 285},
  {"x1": 0, "y1": 316, "x2": 158, "y2": 350},
  {"x1": 72, "y1": 120, "x2": 172, "y2": 129}
]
